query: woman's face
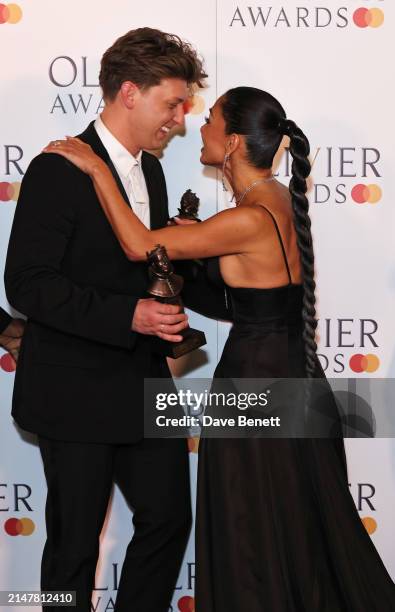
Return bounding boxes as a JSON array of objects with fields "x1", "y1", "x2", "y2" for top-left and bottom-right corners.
[{"x1": 200, "y1": 96, "x2": 228, "y2": 167}]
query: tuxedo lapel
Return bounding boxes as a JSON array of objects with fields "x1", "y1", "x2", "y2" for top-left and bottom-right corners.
[
  {"x1": 142, "y1": 152, "x2": 166, "y2": 230},
  {"x1": 105, "y1": 157, "x2": 131, "y2": 208},
  {"x1": 78, "y1": 121, "x2": 131, "y2": 208}
]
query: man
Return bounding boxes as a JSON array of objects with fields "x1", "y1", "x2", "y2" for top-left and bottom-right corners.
[
  {"x1": 0, "y1": 307, "x2": 24, "y2": 363},
  {"x1": 5, "y1": 28, "x2": 207, "y2": 612}
]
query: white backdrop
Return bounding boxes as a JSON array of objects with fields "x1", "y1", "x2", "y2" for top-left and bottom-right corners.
[{"x1": 0, "y1": 1, "x2": 394, "y2": 610}]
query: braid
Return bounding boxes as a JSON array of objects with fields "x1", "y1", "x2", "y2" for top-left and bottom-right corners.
[
  {"x1": 220, "y1": 88, "x2": 319, "y2": 378},
  {"x1": 285, "y1": 120, "x2": 318, "y2": 378}
]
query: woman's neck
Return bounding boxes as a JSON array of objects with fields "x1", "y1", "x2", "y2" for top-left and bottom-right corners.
[{"x1": 226, "y1": 163, "x2": 274, "y2": 205}]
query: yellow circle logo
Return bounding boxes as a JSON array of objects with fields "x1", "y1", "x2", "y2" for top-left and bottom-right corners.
[{"x1": 362, "y1": 516, "x2": 377, "y2": 535}]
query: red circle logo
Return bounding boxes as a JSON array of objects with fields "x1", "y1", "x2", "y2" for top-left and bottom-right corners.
[
  {"x1": 178, "y1": 596, "x2": 195, "y2": 612},
  {"x1": 0, "y1": 352, "x2": 16, "y2": 372}
]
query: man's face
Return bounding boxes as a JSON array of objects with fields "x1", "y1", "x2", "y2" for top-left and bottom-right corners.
[{"x1": 130, "y1": 78, "x2": 189, "y2": 151}]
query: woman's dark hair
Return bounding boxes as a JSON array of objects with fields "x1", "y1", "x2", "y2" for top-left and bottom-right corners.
[
  {"x1": 100, "y1": 27, "x2": 207, "y2": 101},
  {"x1": 222, "y1": 87, "x2": 317, "y2": 378}
]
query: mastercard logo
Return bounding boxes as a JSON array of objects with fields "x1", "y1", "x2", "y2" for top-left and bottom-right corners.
[
  {"x1": 0, "y1": 181, "x2": 21, "y2": 202},
  {"x1": 178, "y1": 596, "x2": 195, "y2": 612},
  {"x1": 351, "y1": 184, "x2": 381, "y2": 204},
  {"x1": 0, "y1": 3, "x2": 22, "y2": 24},
  {"x1": 349, "y1": 353, "x2": 380, "y2": 373},
  {"x1": 353, "y1": 8, "x2": 384, "y2": 28},
  {"x1": 0, "y1": 352, "x2": 16, "y2": 372},
  {"x1": 184, "y1": 95, "x2": 205, "y2": 116},
  {"x1": 4, "y1": 517, "x2": 35, "y2": 536},
  {"x1": 362, "y1": 516, "x2": 377, "y2": 535},
  {"x1": 188, "y1": 437, "x2": 199, "y2": 453}
]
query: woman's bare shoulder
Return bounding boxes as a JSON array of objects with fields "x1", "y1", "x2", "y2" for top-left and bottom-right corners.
[{"x1": 211, "y1": 204, "x2": 273, "y2": 235}]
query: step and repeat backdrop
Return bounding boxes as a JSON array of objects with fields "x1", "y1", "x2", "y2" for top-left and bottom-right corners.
[{"x1": 0, "y1": 1, "x2": 394, "y2": 610}]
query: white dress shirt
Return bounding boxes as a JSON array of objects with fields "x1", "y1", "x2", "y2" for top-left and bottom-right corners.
[{"x1": 94, "y1": 116, "x2": 150, "y2": 228}]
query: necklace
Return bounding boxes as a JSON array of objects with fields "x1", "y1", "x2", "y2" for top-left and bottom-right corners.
[{"x1": 235, "y1": 176, "x2": 275, "y2": 205}]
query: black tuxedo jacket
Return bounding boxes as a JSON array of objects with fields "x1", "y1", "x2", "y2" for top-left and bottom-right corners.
[
  {"x1": 5, "y1": 122, "x2": 177, "y2": 443},
  {"x1": 4, "y1": 122, "x2": 230, "y2": 443}
]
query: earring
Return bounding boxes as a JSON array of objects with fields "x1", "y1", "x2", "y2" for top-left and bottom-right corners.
[{"x1": 222, "y1": 153, "x2": 230, "y2": 191}]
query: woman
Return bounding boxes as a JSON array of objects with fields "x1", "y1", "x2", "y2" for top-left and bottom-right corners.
[{"x1": 44, "y1": 87, "x2": 395, "y2": 610}]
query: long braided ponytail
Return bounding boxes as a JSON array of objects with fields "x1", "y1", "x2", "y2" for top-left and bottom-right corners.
[
  {"x1": 281, "y1": 119, "x2": 317, "y2": 378},
  {"x1": 221, "y1": 87, "x2": 318, "y2": 378}
]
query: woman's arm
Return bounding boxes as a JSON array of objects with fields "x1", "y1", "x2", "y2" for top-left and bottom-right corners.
[
  {"x1": 92, "y1": 163, "x2": 261, "y2": 261},
  {"x1": 44, "y1": 138, "x2": 262, "y2": 262}
]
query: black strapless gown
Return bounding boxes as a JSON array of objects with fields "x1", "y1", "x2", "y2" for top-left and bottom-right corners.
[{"x1": 195, "y1": 256, "x2": 395, "y2": 611}]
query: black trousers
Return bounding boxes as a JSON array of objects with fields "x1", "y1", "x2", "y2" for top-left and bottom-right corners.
[{"x1": 38, "y1": 436, "x2": 192, "y2": 612}]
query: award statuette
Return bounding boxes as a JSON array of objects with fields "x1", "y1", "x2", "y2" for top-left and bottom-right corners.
[
  {"x1": 168, "y1": 189, "x2": 202, "y2": 225},
  {"x1": 147, "y1": 245, "x2": 206, "y2": 358}
]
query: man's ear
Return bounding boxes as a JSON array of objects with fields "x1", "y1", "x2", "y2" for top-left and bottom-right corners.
[{"x1": 119, "y1": 81, "x2": 139, "y2": 109}]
